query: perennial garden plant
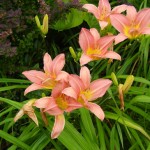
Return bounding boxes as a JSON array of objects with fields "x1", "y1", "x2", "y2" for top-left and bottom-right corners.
[{"x1": 0, "y1": 0, "x2": 150, "y2": 149}]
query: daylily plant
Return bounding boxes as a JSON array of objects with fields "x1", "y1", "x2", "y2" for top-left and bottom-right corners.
[
  {"x1": 34, "y1": 82, "x2": 82, "y2": 139},
  {"x1": 23, "y1": 53, "x2": 68, "y2": 95},
  {"x1": 63, "y1": 66, "x2": 112, "y2": 121},
  {"x1": 83, "y1": 0, "x2": 127, "y2": 29},
  {"x1": 13, "y1": 0, "x2": 150, "y2": 144},
  {"x1": 79, "y1": 28, "x2": 121, "y2": 66},
  {"x1": 110, "y1": 6, "x2": 150, "y2": 44}
]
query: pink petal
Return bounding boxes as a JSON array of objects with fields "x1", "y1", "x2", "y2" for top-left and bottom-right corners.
[
  {"x1": 114, "y1": 33, "x2": 128, "y2": 44},
  {"x1": 89, "y1": 79, "x2": 112, "y2": 101},
  {"x1": 62, "y1": 87, "x2": 78, "y2": 100},
  {"x1": 41, "y1": 78, "x2": 55, "y2": 89},
  {"x1": 24, "y1": 83, "x2": 43, "y2": 95},
  {"x1": 112, "y1": 4, "x2": 128, "y2": 13},
  {"x1": 126, "y1": 6, "x2": 137, "y2": 21},
  {"x1": 80, "y1": 53, "x2": 93, "y2": 66},
  {"x1": 51, "y1": 54, "x2": 65, "y2": 75},
  {"x1": 65, "y1": 97, "x2": 83, "y2": 112},
  {"x1": 34, "y1": 97, "x2": 52, "y2": 108},
  {"x1": 83, "y1": 4, "x2": 99, "y2": 19},
  {"x1": 80, "y1": 66, "x2": 91, "y2": 88},
  {"x1": 110, "y1": 14, "x2": 130, "y2": 33},
  {"x1": 99, "y1": 21, "x2": 109, "y2": 30},
  {"x1": 90, "y1": 28, "x2": 100, "y2": 41},
  {"x1": 98, "y1": 0, "x2": 111, "y2": 14},
  {"x1": 43, "y1": 53, "x2": 52, "y2": 73},
  {"x1": 141, "y1": 27, "x2": 150, "y2": 35},
  {"x1": 79, "y1": 28, "x2": 94, "y2": 53},
  {"x1": 98, "y1": 35, "x2": 115, "y2": 50},
  {"x1": 136, "y1": 8, "x2": 150, "y2": 28},
  {"x1": 51, "y1": 82, "x2": 68, "y2": 98},
  {"x1": 86, "y1": 102, "x2": 105, "y2": 121},
  {"x1": 65, "y1": 103, "x2": 83, "y2": 112},
  {"x1": 46, "y1": 107, "x2": 64, "y2": 116},
  {"x1": 102, "y1": 50, "x2": 121, "y2": 60},
  {"x1": 51, "y1": 114, "x2": 65, "y2": 139},
  {"x1": 22, "y1": 70, "x2": 46, "y2": 84},
  {"x1": 43, "y1": 97, "x2": 64, "y2": 115},
  {"x1": 69, "y1": 75, "x2": 85, "y2": 94},
  {"x1": 56, "y1": 71, "x2": 69, "y2": 82}
]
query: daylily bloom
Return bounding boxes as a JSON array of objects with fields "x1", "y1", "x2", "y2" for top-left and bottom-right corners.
[
  {"x1": 63, "y1": 66, "x2": 112, "y2": 121},
  {"x1": 14, "y1": 99, "x2": 38, "y2": 126},
  {"x1": 110, "y1": 6, "x2": 150, "y2": 44},
  {"x1": 83, "y1": 0, "x2": 127, "y2": 29},
  {"x1": 23, "y1": 53, "x2": 68, "y2": 95},
  {"x1": 34, "y1": 82, "x2": 82, "y2": 139},
  {"x1": 79, "y1": 28, "x2": 121, "y2": 66}
]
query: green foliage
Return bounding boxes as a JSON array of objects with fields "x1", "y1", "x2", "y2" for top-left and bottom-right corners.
[{"x1": 52, "y1": 8, "x2": 84, "y2": 31}]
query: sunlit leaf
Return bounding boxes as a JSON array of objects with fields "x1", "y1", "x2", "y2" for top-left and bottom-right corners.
[
  {"x1": 52, "y1": 8, "x2": 84, "y2": 31},
  {"x1": 130, "y1": 95, "x2": 150, "y2": 104},
  {"x1": 105, "y1": 112, "x2": 150, "y2": 141}
]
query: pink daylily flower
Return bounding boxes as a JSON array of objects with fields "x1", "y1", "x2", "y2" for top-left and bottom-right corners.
[
  {"x1": 83, "y1": 0, "x2": 127, "y2": 29},
  {"x1": 79, "y1": 28, "x2": 121, "y2": 66},
  {"x1": 34, "y1": 82, "x2": 82, "y2": 139},
  {"x1": 22, "y1": 53, "x2": 68, "y2": 95},
  {"x1": 63, "y1": 66, "x2": 112, "y2": 121},
  {"x1": 110, "y1": 6, "x2": 150, "y2": 44}
]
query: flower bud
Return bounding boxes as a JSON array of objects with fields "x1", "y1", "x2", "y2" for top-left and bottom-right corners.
[
  {"x1": 69, "y1": 47, "x2": 77, "y2": 60},
  {"x1": 122, "y1": 75, "x2": 134, "y2": 94},
  {"x1": 35, "y1": 14, "x2": 49, "y2": 36},
  {"x1": 111, "y1": 72, "x2": 118, "y2": 86},
  {"x1": 41, "y1": 14, "x2": 49, "y2": 35},
  {"x1": 35, "y1": 15, "x2": 41, "y2": 29}
]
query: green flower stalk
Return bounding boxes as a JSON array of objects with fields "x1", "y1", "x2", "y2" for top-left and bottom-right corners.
[{"x1": 118, "y1": 84, "x2": 124, "y2": 110}]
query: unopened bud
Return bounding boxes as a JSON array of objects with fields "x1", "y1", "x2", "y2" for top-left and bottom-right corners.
[
  {"x1": 35, "y1": 15, "x2": 41, "y2": 29},
  {"x1": 122, "y1": 75, "x2": 134, "y2": 94},
  {"x1": 77, "y1": 51, "x2": 81, "y2": 58},
  {"x1": 35, "y1": 14, "x2": 49, "y2": 36},
  {"x1": 41, "y1": 14, "x2": 48, "y2": 35},
  {"x1": 69, "y1": 47, "x2": 77, "y2": 60},
  {"x1": 111, "y1": 72, "x2": 118, "y2": 86},
  {"x1": 42, "y1": 93, "x2": 46, "y2": 97}
]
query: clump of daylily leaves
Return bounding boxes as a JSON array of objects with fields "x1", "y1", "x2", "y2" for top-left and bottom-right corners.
[{"x1": 14, "y1": 0, "x2": 150, "y2": 139}]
